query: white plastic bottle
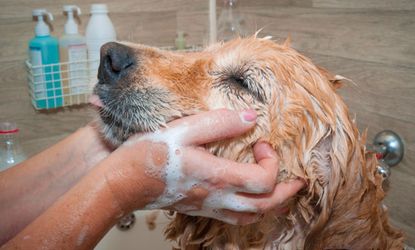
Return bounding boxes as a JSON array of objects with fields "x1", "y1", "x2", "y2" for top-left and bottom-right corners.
[
  {"x1": 85, "y1": 4, "x2": 116, "y2": 86},
  {"x1": 60, "y1": 5, "x2": 88, "y2": 105}
]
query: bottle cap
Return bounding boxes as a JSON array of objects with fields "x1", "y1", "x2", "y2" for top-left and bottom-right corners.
[
  {"x1": 90, "y1": 4, "x2": 108, "y2": 14},
  {"x1": 0, "y1": 122, "x2": 19, "y2": 134},
  {"x1": 32, "y1": 9, "x2": 53, "y2": 36},
  {"x1": 63, "y1": 5, "x2": 81, "y2": 35}
]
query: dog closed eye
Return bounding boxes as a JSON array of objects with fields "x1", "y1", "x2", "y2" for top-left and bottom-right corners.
[{"x1": 212, "y1": 66, "x2": 266, "y2": 103}]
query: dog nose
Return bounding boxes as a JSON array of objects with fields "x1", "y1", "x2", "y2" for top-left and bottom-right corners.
[{"x1": 98, "y1": 42, "x2": 135, "y2": 83}]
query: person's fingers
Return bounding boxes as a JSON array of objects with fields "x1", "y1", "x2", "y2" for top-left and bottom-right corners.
[
  {"x1": 269, "y1": 179, "x2": 305, "y2": 209},
  {"x1": 233, "y1": 179, "x2": 305, "y2": 213},
  {"x1": 177, "y1": 183, "x2": 296, "y2": 225},
  {"x1": 180, "y1": 147, "x2": 278, "y2": 194},
  {"x1": 251, "y1": 141, "x2": 280, "y2": 192},
  {"x1": 166, "y1": 109, "x2": 257, "y2": 146},
  {"x1": 219, "y1": 210, "x2": 261, "y2": 225},
  {"x1": 275, "y1": 206, "x2": 290, "y2": 216},
  {"x1": 253, "y1": 140, "x2": 279, "y2": 163}
]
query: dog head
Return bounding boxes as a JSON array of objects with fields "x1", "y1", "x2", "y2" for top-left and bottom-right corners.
[
  {"x1": 93, "y1": 37, "x2": 344, "y2": 166},
  {"x1": 93, "y1": 37, "x2": 403, "y2": 249}
]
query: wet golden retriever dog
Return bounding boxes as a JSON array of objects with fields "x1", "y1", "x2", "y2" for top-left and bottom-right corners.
[{"x1": 92, "y1": 37, "x2": 404, "y2": 249}]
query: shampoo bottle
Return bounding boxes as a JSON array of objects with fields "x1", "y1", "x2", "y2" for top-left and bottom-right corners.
[
  {"x1": 29, "y1": 9, "x2": 62, "y2": 109},
  {"x1": 85, "y1": 4, "x2": 116, "y2": 86},
  {"x1": 60, "y1": 5, "x2": 88, "y2": 105}
]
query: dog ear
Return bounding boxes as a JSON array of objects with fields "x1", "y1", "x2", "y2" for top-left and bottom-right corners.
[
  {"x1": 283, "y1": 35, "x2": 292, "y2": 48},
  {"x1": 317, "y1": 66, "x2": 344, "y2": 90}
]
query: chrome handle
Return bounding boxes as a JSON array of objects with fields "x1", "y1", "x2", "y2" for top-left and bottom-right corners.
[
  {"x1": 377, "y1": 159, "x2": 391, "y2": 180},
  {"x1": 368, "y1": 130, "x2": 404, "y2": 180},
  {"x1": 373, "y1": 130, "x2": 404, "y2": 167}
]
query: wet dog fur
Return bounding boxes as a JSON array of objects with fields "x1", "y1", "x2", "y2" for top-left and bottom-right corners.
[{"x1": 93, "y1": 37, "x2": 404, "y2": 249}]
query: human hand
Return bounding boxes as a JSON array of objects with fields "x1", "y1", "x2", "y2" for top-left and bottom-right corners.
[{"x1": 103, "y1": 109, "x2": 304, "y2": 225}]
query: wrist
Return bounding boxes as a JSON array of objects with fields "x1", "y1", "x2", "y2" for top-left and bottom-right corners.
[
  {"x1": 98, "y1": 143, "x2": 166, "y2": 213},
  {"x1": 74, "y1": 124, "x2": 112, "y2": 172},
  {"x1": 3, "y1": 162, "x2": 128, "y2": 250}
]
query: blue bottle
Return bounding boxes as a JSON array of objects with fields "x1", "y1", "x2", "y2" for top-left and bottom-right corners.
[{"x1": 29, "y1": 9, "x2": 62, "y2": 109}]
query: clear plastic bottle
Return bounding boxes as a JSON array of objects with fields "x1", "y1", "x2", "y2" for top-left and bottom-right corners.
[
  {"x1": 0, "y1": 122, "x2": 26, "y2": 171},
  {"x1": 60, "y1": 5, "x2": 89, "y2": 105},
  {"x1": 85, "y1": 4, "x2": 116, "y2": 86},
  {"x1": 217, "y1": 0, "x2": 246, "y2": 42}
]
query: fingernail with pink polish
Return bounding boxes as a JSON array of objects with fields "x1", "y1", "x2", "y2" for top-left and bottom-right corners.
[{"x1": 240, "y1": 109, "x2": 257, "y2": 123}]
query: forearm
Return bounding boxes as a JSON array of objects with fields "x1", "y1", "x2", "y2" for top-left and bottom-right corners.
[
  {"x1": 0, "y1": 124, "x2": 110, "y2": 244},
  {"x1": 2, "y1": 160, "x2": 124, "y2": 250}
]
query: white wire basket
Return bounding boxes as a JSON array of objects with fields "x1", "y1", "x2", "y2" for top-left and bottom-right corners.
[
  {"x1": 25, "y1": 59, "x2": 98, "y2": 110},
  {"x1": 25, "y1": 45, "x2": 203, "y2": 110}
]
